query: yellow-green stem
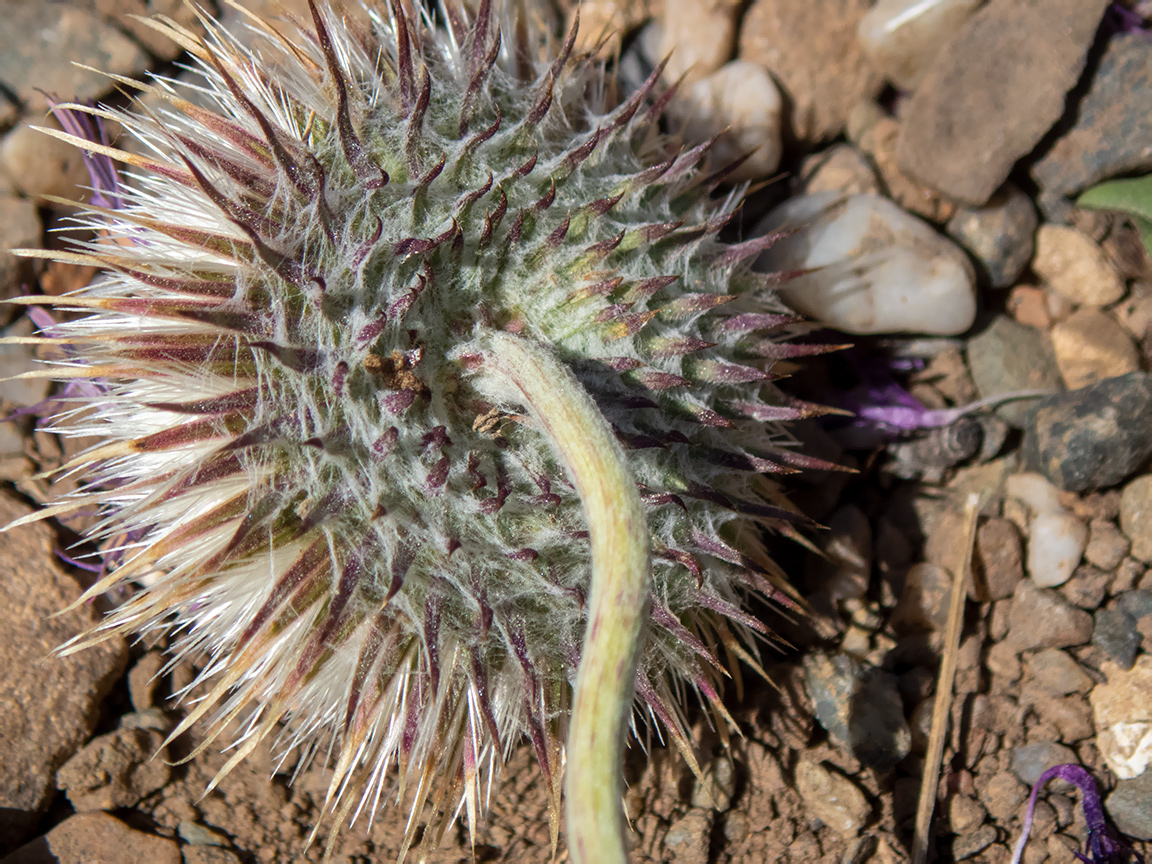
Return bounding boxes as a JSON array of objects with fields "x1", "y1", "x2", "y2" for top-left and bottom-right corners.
[{"x1": 479, "y1": 331, "x2": 651, "y2": 864}]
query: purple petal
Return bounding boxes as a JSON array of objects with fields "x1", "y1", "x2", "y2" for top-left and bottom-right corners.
[{"x1": 44, "y1": 98, "x2": 123, "y2": 211}]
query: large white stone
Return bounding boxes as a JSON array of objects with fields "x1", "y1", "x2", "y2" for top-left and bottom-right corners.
[
  {"x1": 858, "y1": 0, "x2": 984, "y2": 91},
  {"x1": 754, "y1": 192, "x2": 976, "y2": 335}
]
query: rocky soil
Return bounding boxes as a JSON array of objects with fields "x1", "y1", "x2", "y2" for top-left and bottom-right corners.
[{"x1": 1, "y1": 1, "x2": 1152, "y2": 863}]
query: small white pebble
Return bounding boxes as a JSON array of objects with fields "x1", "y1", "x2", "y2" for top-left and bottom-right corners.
[
  {"x1": 1027, "y1": 511, "x2": 1087, "y2": 588},
  {"x1": 1005, "y1": 472, "x2": 1065, "y2": 517}
]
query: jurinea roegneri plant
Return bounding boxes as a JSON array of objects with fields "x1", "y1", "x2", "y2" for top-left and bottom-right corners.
[{"x1": 5, "y1": 0, "x2": 831, "y2": 859}]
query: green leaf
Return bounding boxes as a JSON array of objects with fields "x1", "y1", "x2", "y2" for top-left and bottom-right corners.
[
  {"x1": 1132, "y1": 214, "x2": 1152, "y2": 260},
  {"x1": 1077, "y1": 174, "x2": 1152, "y2": 223}
]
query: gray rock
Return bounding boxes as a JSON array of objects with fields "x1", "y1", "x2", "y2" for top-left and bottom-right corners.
[
  {"x1": 55, "y1": 725, "x2": 170, "y2": 811},
  {"x1": 1022, "y1": 373, "x2": 1152, "y2": 493},
  {"x1": 1115, "y1": 588, "x2": 1152, "y2": 621},
  {"x1": 0, "y1": 495, "x2": 128, "y2": 849},
  {"x1": 0, "y1": 812, "x2": 181, "y2": 864},
  {"x1": 176, "y1": 821, "x2": 231, "y2": 847},
  {"x1": 1032, "y1": 34, "x2": 1152, "y2": 200},
  {"x1": 946, "y1": 184, "x2": 1037, "y2": 288},
  {"x1": 802, "y1": 652, "x2": 911, "y2": 770},
  {"x1": 885, "y1": 417, "x2": 983, "y2": 482},
  {"x1": 1007, "y1": 580, "x2": 1093, "y2": 650},
  {"x1": 967, "y1": 316, "x2": 1063, "y2": 427},
  {"x1": 0, "y1": 2, "x2": 149, "y2": 113},
  {"x1": 1011, "y1": 741, "x2": 1079, "y2": 786},
  {"x1": 894, "y1": 0, "x2": 1111, "y2": 205},
  {"x1": 1093, "y1": 608, "x2": 1140, "y2": 670},
  {"x1": 1105, "y1": 769, "x2": 1152, "y2": 840}
]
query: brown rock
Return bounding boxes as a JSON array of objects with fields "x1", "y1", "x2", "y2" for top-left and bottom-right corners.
[
  {"x1": 0, "y1": 196, "x2": 42, "y2": 305},
  {"x1": 738, "y1": 0, "x2": 883, "y2": 143},
  {"x1": 128, "y1": 650, "x2": 166, "y2": 712},
  {"x1": 894, "y1": 0, "x2": 1111, "y2": 205},
  {"x1": 794, "y1": 760, "x2": 870, "y2": 836},
  {"x1": 0, "y1": 118, "x2": 96, "y2": 205},
  {"x1": 948, "y1": 795, "x2": 987, "y2": 834},
  {"x1": 0, "y1": 2, "x2": 149, "y2": 113},
  {"x1": 892, "y1": 562, "x2": 952, "y2": 632},
  {"x1": 84, "y1": 0, "x2": 208, "y2": 61},
  {"x1": 658, "y1": 0, "x2": 740, "y2": 85},
  {"x1": 661, "y1": 811, "x2": 712, "y2": 864},
  {"x1": 972, "y1": 517, "x2": 1024, "y2": 602},
  {"x1": 981, "y1": 771, "x2": 1027, "y2": 823},
  {"x1": 1121, "y1": 475, "x2": 1152, "y2": 562},
  {"x1": 1050, "y1": 309, "x2": 1140, "y2": 390},
  {"x1": 0, "y1": 494, "x2": 127, "y2": 848},
  {"x1": 181, "y1": 848, "x2": 244, "y2": 864},
  {"x1": 0, "y1": 812, "x2": 180, "y2": 864},
  {"x1": 1007, "y1": 285, "x2": 1051, "y2": 330},
  {"x1": 1022, "y1": 687, "x2": 1095, "y2": 742},
  {"x1": 987, "y1": 639, "x2": 1022, "y2": 683},
  {"x1": 1059, "y1": 564, "x2": 1111, "y2": 610},
  {"x1": 564, "y1": 0, "x2": 660, "y2": 56},
  {"x1": 1033, "y1": 225, "x2": 1126, "y2": 308},
  {"x1": 1007, "y1": 580, "x2": 1093, "y2": 650},
  {"x1": 859, "y1": 116, "x2": 956, "y2": 222},
  {"x1": 1085, "y1": 518, "x2": 1131, "y2": 571},
  {"x1": 55, "y1": 725, "x2": 170, "y2": 811},
  {"x1": 800, "y1": 144, "x2": 881, "y2": 197}
]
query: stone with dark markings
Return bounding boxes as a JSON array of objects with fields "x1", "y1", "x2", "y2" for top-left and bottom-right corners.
[
  {"x1": 1033, "y1": 34, "x2": 1152, "y2": 201},
  {"x1": 1022, "y1": 373, "x2": 1152, "y2": 493}
]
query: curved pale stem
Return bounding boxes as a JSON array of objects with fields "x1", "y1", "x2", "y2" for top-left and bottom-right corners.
[{"x1": 478, "y1": 331, "x2": 651, "y2": 864}]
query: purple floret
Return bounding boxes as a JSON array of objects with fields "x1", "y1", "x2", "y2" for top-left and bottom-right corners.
[{"x1": 1010, "y1": 764, "x2": 1144, "y2": 864}]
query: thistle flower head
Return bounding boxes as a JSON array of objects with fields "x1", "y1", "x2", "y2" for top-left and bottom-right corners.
[{"x1": 11, "y1": 0, "x2": 832, "y2": 856}]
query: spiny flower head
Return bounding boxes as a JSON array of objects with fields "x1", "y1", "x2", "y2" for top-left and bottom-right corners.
[{"x1": 11, "y1": 0, "x2": 835, "y2": 857}]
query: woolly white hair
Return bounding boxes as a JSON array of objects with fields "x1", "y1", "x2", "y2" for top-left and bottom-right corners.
[{"x1": 8, "y1": 0, "x2": 831, "y2": 858}]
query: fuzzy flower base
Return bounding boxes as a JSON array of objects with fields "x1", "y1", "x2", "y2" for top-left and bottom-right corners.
[{"x1": 8, "y1": 0, "x2": 834, "y2": 858}]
